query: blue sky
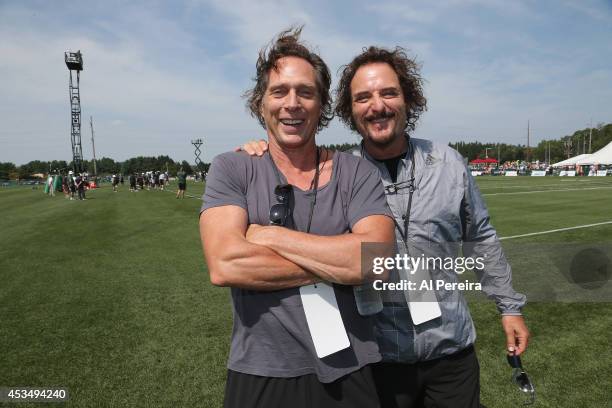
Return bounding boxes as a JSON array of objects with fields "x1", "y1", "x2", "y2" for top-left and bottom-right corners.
[{"x1": 1, "y1": 0, "x2": 611, "y2": 164}]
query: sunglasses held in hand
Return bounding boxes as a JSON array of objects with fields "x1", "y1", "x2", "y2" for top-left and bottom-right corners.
[{"x1": 507, "y1": 351, "x2": 536, "y2": 405}]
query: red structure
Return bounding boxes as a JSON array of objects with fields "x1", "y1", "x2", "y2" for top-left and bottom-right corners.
[{"x1": 469, "y1": 158, "x2": 498, "y2": 164}]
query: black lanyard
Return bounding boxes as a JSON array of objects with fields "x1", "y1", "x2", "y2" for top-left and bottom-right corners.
[
  {"x1": 364, "y1": 140, "x2": 416, "y2": 250},
  {"x1": 269, "y1": 148, "x2": 320, "y2": 234},
  {"x1": 398, "y1": 149, "x2": 416, "y2": 250}
]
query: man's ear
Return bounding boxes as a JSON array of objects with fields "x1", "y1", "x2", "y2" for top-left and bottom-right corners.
[{"x1": 259, "y1": 105, "x2": 268, "y2": 130}]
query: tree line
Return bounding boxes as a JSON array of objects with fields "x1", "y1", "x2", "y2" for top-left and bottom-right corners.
[
  {"x1": 3, "y1": 123, "x2": 610, "y2": 179},
  {"x1": 451, "y1": 123, "x2": 612, "y2": 163},
  {"x1": 0, "y1": 156, "x2": 209, "y2": 180}
]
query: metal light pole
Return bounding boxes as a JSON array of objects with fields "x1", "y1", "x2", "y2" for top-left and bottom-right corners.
[
  {"x1": 564, "y1": 139, "x2": 573, "y2": 159},
  {"x1": 526, "y1": 120, "x2": 532, "y2": 163},
  {"x1": 589, "y1": 119, "x2": 593, "y2": 153},
  {"x1": 65, "y1": 50, "x2": 84, "y2": 174},
  {"x1": 90, "y1": 116, "x2": 97, "y2": 181}
]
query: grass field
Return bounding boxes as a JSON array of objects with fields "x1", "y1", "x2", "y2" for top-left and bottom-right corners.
[{"x1": 1, "y1": 177, "x2": 611, "y2": 407}]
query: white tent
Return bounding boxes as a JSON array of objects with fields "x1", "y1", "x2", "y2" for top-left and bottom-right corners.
[
  {"x1": 575, "y1": 141, "x2": 612, "y2": 165},
  {"x1": 552, "y1": 154, "x2": 593, "y2": 167}
]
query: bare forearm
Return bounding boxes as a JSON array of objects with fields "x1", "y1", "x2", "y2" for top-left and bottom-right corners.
[
  {"x1": 251, "y1": 225, "x2": 389, "y2": 284},
  {"x1": 205, "y1": 240, "x2": 317, "y2": 290},
  {"x1": 200, "y1": 207, "x2": 317, "y2": 290}
]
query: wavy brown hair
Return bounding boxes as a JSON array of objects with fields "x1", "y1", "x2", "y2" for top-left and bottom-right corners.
[
  {"x1": 244, "y1": 27, "x2": 333, "y2": 132},
  {"x1": 335, "y1": 46, "x2": 427, "y2": 133}
]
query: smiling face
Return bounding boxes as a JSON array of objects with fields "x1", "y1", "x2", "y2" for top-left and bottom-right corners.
[
  {"x1": 350, "y1": 62, "x2": 408, "y2": 156},
  {"x1": 261, "y1": 56, "x2": 321, "y2": 149}
]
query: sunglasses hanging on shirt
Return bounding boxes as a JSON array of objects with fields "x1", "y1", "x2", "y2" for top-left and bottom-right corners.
[
  {"x1": 384, "y1": 178, "x2": 415, "y2": 194},
  {"x1": 269, "y1": 184, "x2": 293, "y2": 226},
  {"x1": 268, "y1": 148, "x2": 320, "y2": 233}
]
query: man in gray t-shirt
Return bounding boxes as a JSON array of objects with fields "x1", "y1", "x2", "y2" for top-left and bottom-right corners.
[{"x1": 199, "y1": 28, "x2": 394, "y2": 408}]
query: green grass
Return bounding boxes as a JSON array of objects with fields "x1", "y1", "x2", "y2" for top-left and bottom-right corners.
[
  {"x1": 1, "y1": 183, "x2": 231, "y2": 407},
  {"x1": 467, "y1": 176, "x2": 612, "y2": 407},
  {"x1": 1, "y1": 177, "x2": 611, "y2": 407}
]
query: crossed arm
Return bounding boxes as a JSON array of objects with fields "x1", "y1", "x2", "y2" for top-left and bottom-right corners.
[{"x1": 200, "y1": 205, "x2": 394, "y2": 290}]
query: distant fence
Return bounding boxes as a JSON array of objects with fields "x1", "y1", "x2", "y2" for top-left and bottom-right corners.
[{"x1": 0, "y1": 179, "x2": 45, "y2": 188}]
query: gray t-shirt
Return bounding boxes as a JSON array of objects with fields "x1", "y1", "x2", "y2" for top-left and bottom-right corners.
[{"x1": 201, "y1": 150, "x2": 392, "y2": 383}]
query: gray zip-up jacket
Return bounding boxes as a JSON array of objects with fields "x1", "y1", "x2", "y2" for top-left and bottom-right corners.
[{"x1": 350, "y1": 137, "x2": 526, "y2": 362}]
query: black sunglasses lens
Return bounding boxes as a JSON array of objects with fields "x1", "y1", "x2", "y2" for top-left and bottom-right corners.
[
  {"x1": 270, "y1": 204, "x2": 289, "y2": 225},
  {"x1": 270, "y1": 185, "x2": 292, "y2": 225},
  {"x1": 516, "y1": 372, "x2": 534, "y2": 393}
]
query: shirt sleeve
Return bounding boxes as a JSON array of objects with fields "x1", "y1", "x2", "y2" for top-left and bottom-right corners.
[
  {"x1": 347, "y1": 159, "x2": 393, "y2": 230},
  {"x1": 200, "y1": 153, "x2": 248, "y2": 214},
  {"x1": 460, "y1": 163, "x2": 526, "y2": 314}
]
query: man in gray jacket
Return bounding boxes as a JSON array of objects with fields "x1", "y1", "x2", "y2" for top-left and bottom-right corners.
[
  {"x1": 243, "y1": 45, "x2": 530, "y2": 408},
  {"x1": 335, "y1": 46, "x2": 530, "y2": 408}
]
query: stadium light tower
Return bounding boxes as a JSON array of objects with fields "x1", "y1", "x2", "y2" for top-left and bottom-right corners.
[
  {"x1": 65, "y1": 50, "x2": 84, "y2": 174},
  {"x1": 192, "y1": 138, "x2": 203, "y2": 168}
]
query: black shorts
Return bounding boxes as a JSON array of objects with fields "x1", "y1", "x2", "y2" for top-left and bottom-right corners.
[
  {"x1": 372, "y1": 345, "x2": 480, "y2": 408},
  {"x1": 178, "y1": 183, "x2": 186, "y2": 190},
  {"x1": 224, "y1": 366, "x2": 380, "y2": 408}
]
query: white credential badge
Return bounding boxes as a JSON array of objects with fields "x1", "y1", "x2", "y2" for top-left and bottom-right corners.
[{"x1": 300, "y1": 282, "x2": 350, "y2": 358}]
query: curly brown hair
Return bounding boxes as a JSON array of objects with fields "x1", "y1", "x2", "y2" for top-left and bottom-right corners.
[
  {"x1": 244, "y1": 26, "x2": 333, "y2": 132},
  {"x1": 335, "y1": 46, "x2": 427, "y2": 133}
]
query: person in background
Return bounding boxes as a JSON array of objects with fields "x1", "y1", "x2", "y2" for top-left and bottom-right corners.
[
  {"x1": 68, "y1": 171, "x2": 76, "y2": 200},
  {"x1": 129, "y1": 173, "x2": 137, "y2": 192},
  {"x1": 159, "y1": 171, "x2": 166, "y2": 190},
  {"x1": 111, "y1": 174, "x2": 119, "y2": 192},
  {"x1": 61, "y1": 173, "x2": 70, "y2": 199},
  {"x1": 176, "y1": 167, "x2": 187, "y2": 199},
  {"x1": 75, "y1": 173, "x2": 85, "y2": 200},
  {"x1": 46, "y1": 173, "x2": 54, "y2": 196}
]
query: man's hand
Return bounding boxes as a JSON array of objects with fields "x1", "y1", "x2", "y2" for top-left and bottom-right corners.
[
  {"x1": 245, "y1": 223, "x2": 271, "y2": 244},
  {"x1": 501, "y1": 315, "x2": 530, "y2": 355},
  {"x1": 234, "y1": 139, "x2": 268, "y2": 156}
]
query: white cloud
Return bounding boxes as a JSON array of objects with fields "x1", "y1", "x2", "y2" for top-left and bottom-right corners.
[
  {"x1": 0, "y1": 0, "x2": 610, "y2": 164},
  {"x1": 0, "y1": 2, "x2": 256, "y2": 164}
]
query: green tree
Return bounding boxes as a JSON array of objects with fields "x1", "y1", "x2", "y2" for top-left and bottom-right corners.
[
  {"x1": 180, "y1": 161, "x2": 193, "y2": 175},
  {"x1": 97, "y1": 157, "x2": 120, "y2": 174},
  {"x1": 0, "y1": 162, "x2": 16, "y2": 179},
  {"x1": 323, "y1": 142, "x2": 359, "y2": 151}
]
